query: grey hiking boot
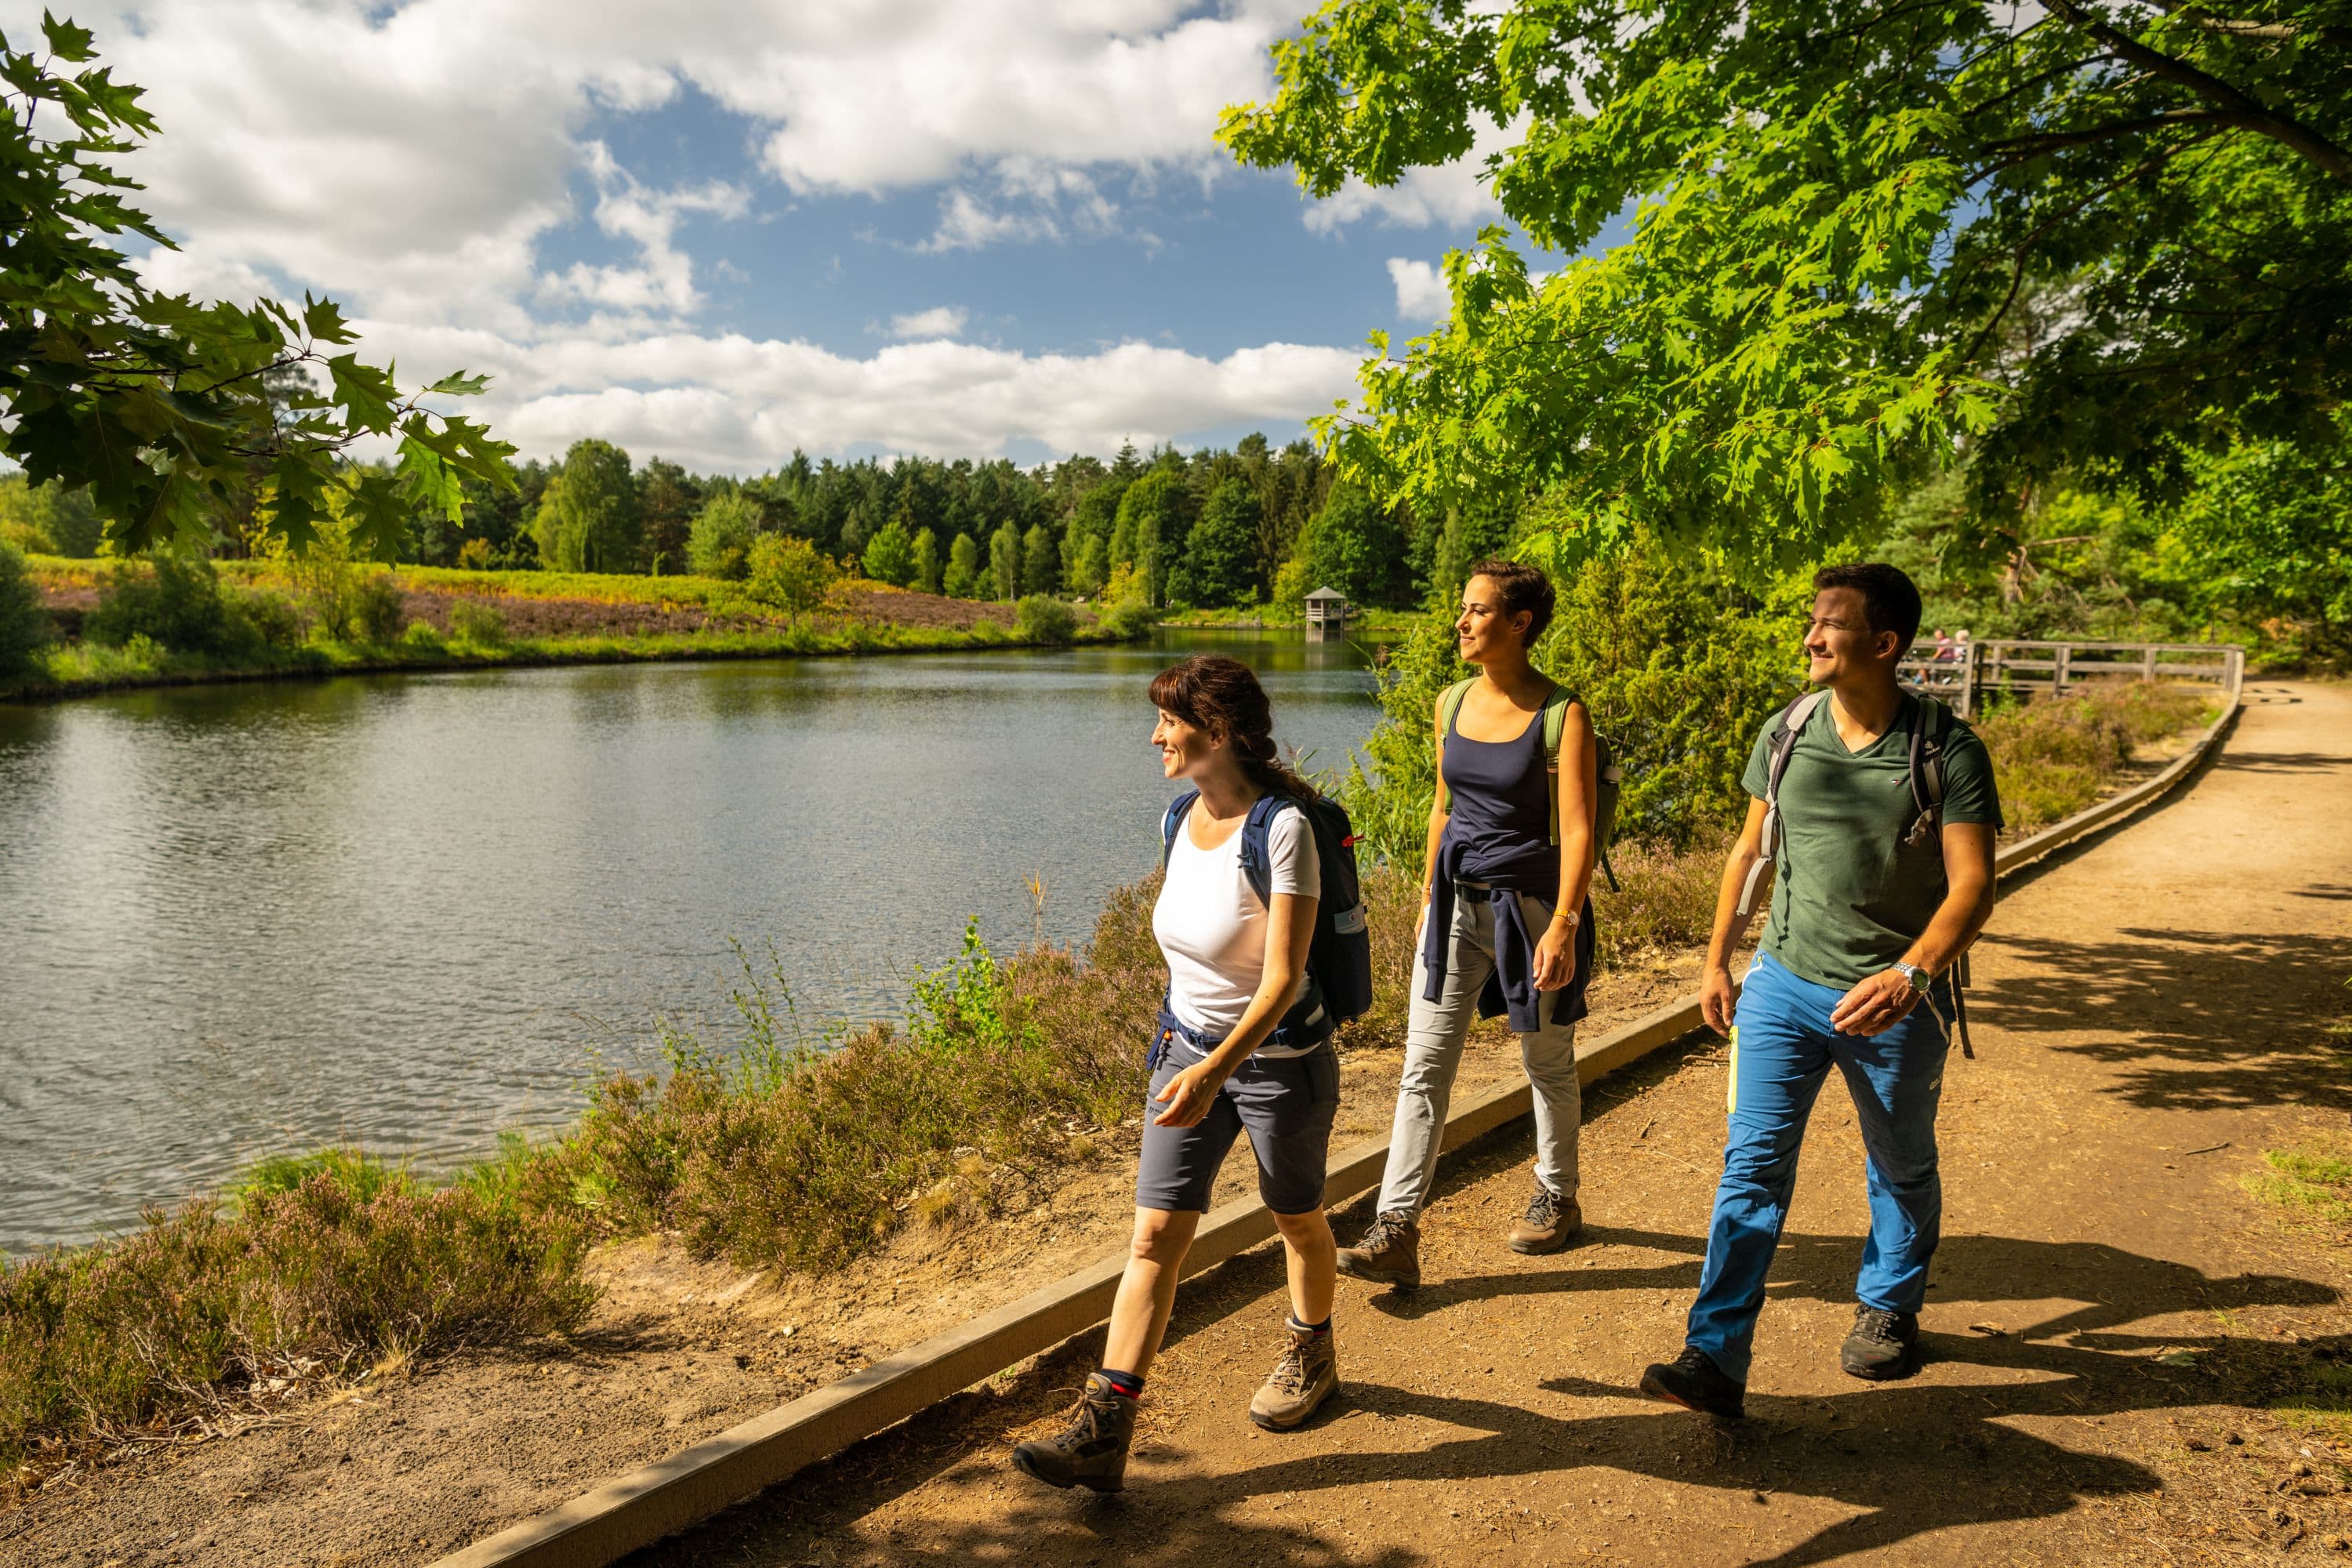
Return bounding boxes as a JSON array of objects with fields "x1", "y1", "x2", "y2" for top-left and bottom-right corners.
[
  {"x1": 1507, "y1": 1183, "x2": 1583, "y2": 1254},
  {"x1": 1840, "y1": 1305, "x2": 1920, "y2": 1380},
  {"x1": 1011, "y1": 1373, "x2": 1136, "y2": 1492},
  {"x1": 1250, "y1": 1323, "x2": 1338, "y2": 1431},
  {"x1": 1336, "y1": 1210, "x2": 1421, "y2": 1288}
]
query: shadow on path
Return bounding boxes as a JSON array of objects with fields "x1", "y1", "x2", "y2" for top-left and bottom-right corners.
[{"x1": 1973, "y1": 927, "x2": 2352, "y2": 1112}]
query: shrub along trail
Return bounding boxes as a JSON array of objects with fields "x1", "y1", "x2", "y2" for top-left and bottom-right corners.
[{"x1": 630, "y1": 680, "x2": 2352, "y2": 1568}]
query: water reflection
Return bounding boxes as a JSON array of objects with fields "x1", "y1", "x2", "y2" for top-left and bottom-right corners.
[{"x1": 0, "y1": 631, "x2": 1383, "y2": 1250}]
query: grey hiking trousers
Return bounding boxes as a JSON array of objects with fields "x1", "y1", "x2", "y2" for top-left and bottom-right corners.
[{"x1": 1374, "y1": 887, "x2": 1581, "y2": 1217}]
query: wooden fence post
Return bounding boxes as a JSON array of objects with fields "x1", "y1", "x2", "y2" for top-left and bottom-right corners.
[{"x1": 2054, "y1": 644, "x2": 2072, "y2": 697}]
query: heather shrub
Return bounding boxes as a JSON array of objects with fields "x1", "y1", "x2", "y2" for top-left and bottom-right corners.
[
  {"x1": 1976, "y1": 681, "x2": 2209, "y2": 833},
  {"x1": 0, "y1": 1157, "x2": 592, "y2": 1479}
]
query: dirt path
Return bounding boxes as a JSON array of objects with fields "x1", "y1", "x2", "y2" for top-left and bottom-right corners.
[{"x1": 635, "y1": 680, "x2": 2352, "y2": 1568}]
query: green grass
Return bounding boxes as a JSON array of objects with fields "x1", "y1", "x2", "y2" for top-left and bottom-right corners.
[{"x1": 2245, "y1": 1132, "x2": 2352, "y2": 1232}]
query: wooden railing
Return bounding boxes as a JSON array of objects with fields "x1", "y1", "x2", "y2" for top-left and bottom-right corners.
[{"x1": 1899, "y1": 638, "x2": 2245, "y2": 718}]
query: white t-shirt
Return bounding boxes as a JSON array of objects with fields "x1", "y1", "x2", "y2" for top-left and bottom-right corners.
[{"x1": 1152, "y1": 800, "x2": 1321, "y2": 1056}]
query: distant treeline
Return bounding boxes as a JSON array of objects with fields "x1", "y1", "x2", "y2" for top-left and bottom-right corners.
[
  {"x1": 459, "y1": 437, "x2": 1527, "y2": 612},
  {"x1": 3, "y1": 435, "x2": 1512, "y2": 612}
]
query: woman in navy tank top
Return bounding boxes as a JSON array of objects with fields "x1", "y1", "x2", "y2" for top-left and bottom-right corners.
[{"x1": 1337, "y1": 559, "x2": 1601, "y2": 1288}]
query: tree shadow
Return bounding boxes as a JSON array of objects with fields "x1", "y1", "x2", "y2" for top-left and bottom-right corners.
[
  {"x1": 1969, "y1": 927, "x2": 2352, "y2": 1111},
  {"x1": 2211, "y1": 750, "x2": 2347, "y2": 775}
]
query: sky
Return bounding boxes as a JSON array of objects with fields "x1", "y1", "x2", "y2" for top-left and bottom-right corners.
[{"x1": 25, "y1": 0, "x2": 1527, "y2": 475}]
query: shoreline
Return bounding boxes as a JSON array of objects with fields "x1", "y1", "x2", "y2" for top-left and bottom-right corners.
[{"x1": 0, "y1": 620, "x2": 1143, "y2": 706}]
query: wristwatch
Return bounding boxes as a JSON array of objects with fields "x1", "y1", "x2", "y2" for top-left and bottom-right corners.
[{"x1": 1891, "y1": 960, "x2": 1933, "y2": 994}]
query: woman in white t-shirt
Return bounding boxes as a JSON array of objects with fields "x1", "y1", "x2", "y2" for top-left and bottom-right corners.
[{"x1": 1012, "y1": 654, "x2": 1340, "y2": 1494}]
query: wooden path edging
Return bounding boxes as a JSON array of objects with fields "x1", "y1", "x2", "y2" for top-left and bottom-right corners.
[
  {"x1": 433, "y1": 683, "x2": 2248, "y2": 1568},
  {"x1": 431, "y1": 994, "x2": 1703, "y2": 1568}
]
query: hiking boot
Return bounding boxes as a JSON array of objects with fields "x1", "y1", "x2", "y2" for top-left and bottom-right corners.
[
  {"x1": 1011, "y1": 1372, "x2": 1135, "y2": 1492},
  {"x1": 1840, "y1": 1305, "x2": 1919, "y2": 1381},
  {"x1": 1250, "y1": 1323, "x2": 1338, "y2": 1431},
  {"x1": 1638, "y1": 1346, "x2": 1747, "y2": 1421},
  {"x1": 1506, "y1": 1184, "x2": 1583, "y2": 1254},
  {"x1": 1336, "y1": 1211, "x2": 1421, "y2": 1288}
]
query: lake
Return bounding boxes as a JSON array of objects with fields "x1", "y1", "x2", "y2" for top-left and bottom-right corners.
[{"x1": 0, "y1": 631, "x2": 1385, "y2": 1254}]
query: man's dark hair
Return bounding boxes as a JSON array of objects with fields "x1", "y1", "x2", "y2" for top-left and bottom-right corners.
[
  {"x1": 1465, "y1": 557, "x2": 1557, "y2": 642},
  {"x1": 1813, "y1": 562, "x2": 1923, "y2": 658}
]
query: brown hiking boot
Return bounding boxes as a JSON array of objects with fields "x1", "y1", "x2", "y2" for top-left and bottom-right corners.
[
  {"x1": 1507, "y1": 1184, "x2": 1582, "y2": 1254},
  {"x1": 1250, "y1": 1323, "x2": 1338, "y2": 1431},
  {"x1": 1011, "y1": 1373, "x2": 1135, "y2": 1492},
  {"x1": 1335, "y1": 1210, "x2": 1421, "y2": 1288}
]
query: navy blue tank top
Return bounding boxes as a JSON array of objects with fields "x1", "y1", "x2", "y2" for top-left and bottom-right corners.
[{"x1": 1439, "y1": 700, "x2": 1559, "y2": 887}]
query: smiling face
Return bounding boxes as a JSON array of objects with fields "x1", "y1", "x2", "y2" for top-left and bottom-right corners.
[
  {"x1": 1456, "y1": 574, "x2": 1532, "y2": 665},
  {"x1": 1803, "y1": 586, "x2": 1902, "y2": 684},
  {"x1": 1152, "y1": 706, "x2": 1217, "y2": 782}
]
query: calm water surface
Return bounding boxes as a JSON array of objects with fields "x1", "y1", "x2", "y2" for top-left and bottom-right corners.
[{"x1": 0, "y1": 631, "x2": 1381, "y2": 1252}]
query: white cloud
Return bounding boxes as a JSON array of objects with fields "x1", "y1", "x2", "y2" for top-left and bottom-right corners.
[
  {"x1": 14, "y1": 0, "x2": 1374, "y2": 469},
  {"x1": 534, "y1": 143, "x2": 747, "y2": 319},
  {"x1": 1388, "y1": 258, "x2": 1450, "y2": 321},
  {"x1": 368, "y1": 321, "x2": 1364, "y2": 472},
  {"x1": 1305, "y1": 116, "x2": 1520, "y2": 234},
  {"x1": 887, "y1": 306, "x2": 969, "y2": 339}
]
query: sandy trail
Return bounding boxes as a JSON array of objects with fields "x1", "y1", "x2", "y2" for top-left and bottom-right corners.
[{"x1": 638, "y1": 680, "x2": 2352, "y2": 1568}]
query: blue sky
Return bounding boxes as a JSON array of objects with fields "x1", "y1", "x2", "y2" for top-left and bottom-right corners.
[{"x1": 33, "y1": 0, "x2": 1524, "y2": 474}]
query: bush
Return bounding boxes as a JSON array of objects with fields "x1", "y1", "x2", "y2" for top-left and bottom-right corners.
[
  {"x1": 745, "y1": 533, "x2": 839, "y2": 622},
  {"x1": 235, "y1": 589, "x2": 306, "y2": 650},
  {"x1": 447, "y1": 597, "x2": 509, "y2": 648},
  {"x1": 84, "y1": 553, "x2": 252, "y2": 658},
  {"x1": 0, "y1": 540, "x2": 55, "y2": 678},
  {"x1": 1014, "y1": 594, "x2": 1078, "y2": 644},
  {"x1": 0, "y1": 1156, "x2": 593, "y2": 1478}
]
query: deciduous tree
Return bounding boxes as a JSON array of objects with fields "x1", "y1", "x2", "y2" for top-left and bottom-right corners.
[{"x1": 1222, "y1": 0, "x2": 2352, "y2": 575}]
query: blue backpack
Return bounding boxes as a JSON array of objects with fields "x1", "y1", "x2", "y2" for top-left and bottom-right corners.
[{"x1": 1160, "y1": 789, "x2": 1374, "y2": 1034}]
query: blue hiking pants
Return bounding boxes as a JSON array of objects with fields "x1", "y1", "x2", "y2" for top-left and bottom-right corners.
[{"x1": 1685, "y1": 952, "x2": 1950, "y2": 1384}]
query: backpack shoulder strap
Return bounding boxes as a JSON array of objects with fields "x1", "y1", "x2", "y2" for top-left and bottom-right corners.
[
  {"x1": 1541, "y1": 683, "x2": 1576, "y2": 763},
  {"x1": 1766, "y1": 690, "x2": 1829, "y2": 805},
  {"x1": 1737, "y1": 689, "x2": 1828, "y2": 918},
  {"x1": 1161, "y1": 790, "x2": 1200, "y2": 869},
  {"x1": 1237, "y1": 793, "x2": 1299, "y2": 908},
  {"x1": 1438, "y1": 678, "x2": 1476, "y2": 739},
  {"x1": 1904, "y1": 696, "x2": 1953, "y2": 846}
]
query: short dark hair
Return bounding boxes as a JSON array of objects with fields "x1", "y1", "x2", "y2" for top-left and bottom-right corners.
[
  {"x1": 1813, "y1": 562, "x2": 1923, "y2": 658},
  {"x1": 1465, "y1": 557, "x2": 1556, "y2": 642}
]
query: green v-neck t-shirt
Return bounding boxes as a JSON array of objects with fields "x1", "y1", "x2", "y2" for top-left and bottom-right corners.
[{"x1": 1740, "y1": 694, "x2": 2003, "y2": 990}]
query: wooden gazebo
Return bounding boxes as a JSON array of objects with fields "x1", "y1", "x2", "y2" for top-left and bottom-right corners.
[{"x1": 1304, "y1": 586, "x2": 1349, "y2": 638}]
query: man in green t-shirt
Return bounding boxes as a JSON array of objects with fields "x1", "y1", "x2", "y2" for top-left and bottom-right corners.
[{"x1": 1640, "y1": 563, "x2": 2001, "y2": 1421}]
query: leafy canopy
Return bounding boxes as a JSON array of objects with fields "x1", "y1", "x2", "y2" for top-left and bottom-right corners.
[
  {"x1": 1, "y1": 16, "x2": 515, "y2": 557},
  {"x1": 1221, "y1": 0, "x2": 2352, "y2": 575}
]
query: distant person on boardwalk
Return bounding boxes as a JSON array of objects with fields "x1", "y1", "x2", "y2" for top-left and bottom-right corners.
[
  {"x1": 1336, "y1": 559, "x2": 1600, "y2": 1289},
  {"x1": 1640, "y1": 563, "x2": 2001, "y2": 1421},
  {"x1": 1930, "y1": 628, "x2": 1955, "y2": 662},
  {"x1": 1012, "y1": 654, "x2": 1342, "y2": 1492}
]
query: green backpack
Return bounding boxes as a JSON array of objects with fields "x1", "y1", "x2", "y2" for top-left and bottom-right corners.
[{"x1": 1438, "y1": 678, "x2": 1624, "y2": 892}]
